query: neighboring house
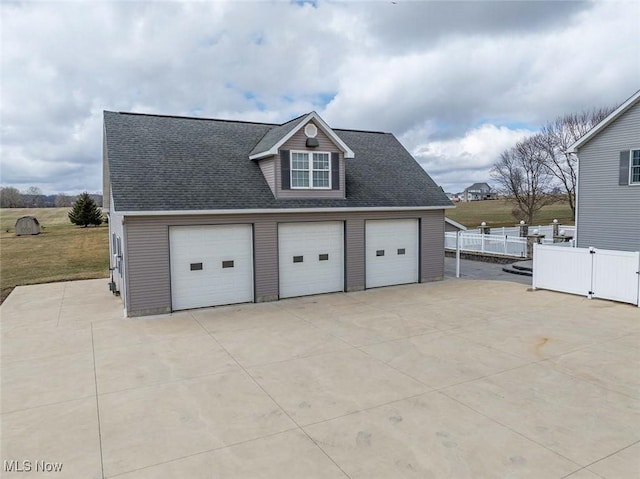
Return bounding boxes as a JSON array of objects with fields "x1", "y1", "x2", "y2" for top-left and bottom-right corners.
[
  {"x1": 104, "y1": 111, "x2": 453, "y2": 316},
  {"x1": 462, "y1": 182, "x2": 496, "y2": 201},
  {"x1": 569, "y1": 90, "x2": 640, "y2": 253}
]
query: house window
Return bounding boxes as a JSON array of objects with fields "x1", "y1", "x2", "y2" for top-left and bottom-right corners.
[
  {"x1": 631, "y1": 149, "x2": 640, "y2": 184},
  {"x1": 290, "y1": 151, "x2": 331, "y2": 189}
]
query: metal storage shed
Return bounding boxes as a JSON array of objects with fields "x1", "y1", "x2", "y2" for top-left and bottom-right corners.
[{"x1": 15, "y1": 216, "x2": 41, "y2": 236}]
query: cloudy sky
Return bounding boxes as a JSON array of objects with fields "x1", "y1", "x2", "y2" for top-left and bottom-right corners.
[{"x1": 1, "y1": 0, "x2": 638, "y2": 195}]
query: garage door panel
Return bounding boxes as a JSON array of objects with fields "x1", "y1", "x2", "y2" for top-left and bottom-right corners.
[
  {"x1": 366, "y1": 219, "x2": 418, "y2": 288},
  {"x1": 279, "y1": 222, "x2": 344, "y2": 298},
  {"x1": 170, "y1": 225, "x2": 253, "y2": 310}
]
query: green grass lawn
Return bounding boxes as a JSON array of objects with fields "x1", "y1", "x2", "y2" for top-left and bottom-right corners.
[
  {"x1": 0, "y1": 208, "x2": 109, "y2": 300},
  {"x1": 446, "y1": 199, "x2": 574, "y2": 228}
]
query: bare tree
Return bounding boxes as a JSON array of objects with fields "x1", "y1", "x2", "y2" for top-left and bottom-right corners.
[
  {"x1": 55, "y1": 193, "x2": 74, "y2": 207},
  {"x1": 491, "y1": 135, "x2": 556, "y2": 225},
  {"x1": 536, "y1": 107, "x2": 614, "y2": 216},
  {"x1": 23, "y1": 186, "x2": 46, "y2": 208},
  {"x1": 0, "y1": 186, "x2": 23, "y2": 208}
]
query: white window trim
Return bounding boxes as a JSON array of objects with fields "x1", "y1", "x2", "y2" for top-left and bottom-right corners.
[
  {"x1": 290, "y1": 150, "x2": 332, "y2": 190},
  {"x1": 629, "y1": 148, "x2": 640, "y2": 186}
]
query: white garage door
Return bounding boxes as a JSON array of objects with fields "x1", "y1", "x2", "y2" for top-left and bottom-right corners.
[
  {"x1": 279, "y1": 222, "x2": 344, "y2": 298},
  {"x1": 170, "y1": 225, "x2": 253, "y2": 310},
  {"x1": 366, "y1": 219, "x2": 419, "y2": 288}
]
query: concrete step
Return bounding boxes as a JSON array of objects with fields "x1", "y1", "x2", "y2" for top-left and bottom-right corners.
[
  {"x1": 511, "y1": 260, "x2": 533, "y2": 272},
  {"x1": 502, "y1": 264, "x2": 533, "y2": 277}
]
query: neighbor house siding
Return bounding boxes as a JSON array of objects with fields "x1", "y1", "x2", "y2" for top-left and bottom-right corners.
[
  {"x1": 123, "y1": 210, "x2": 446, "y2": 316},
  {"x1": 258, "y1": 157, "x2": 276, "y2": 195},
  {"x1": 576, "y1": 101, "x2": 640, "y2": 252},
  {"x1": 276, "y1": 120, "x2": 346, "y2": 199}
]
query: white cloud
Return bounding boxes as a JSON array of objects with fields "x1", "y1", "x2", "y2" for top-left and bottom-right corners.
[
  {"x1": 0, "y1": 0, "x2": 638, "y2": 194},
  {"x1": 410, "y1": 124, "x2": 535, "y2": 193}
]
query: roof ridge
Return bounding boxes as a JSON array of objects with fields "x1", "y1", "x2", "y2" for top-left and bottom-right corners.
[
  {"x1": 277, "y1": 112, "x2": 308, "y2": 126},
  {"x1": 111, "y1": 110, "x2": 279, "y2": 127},
  {"x1": 334, "y1": 127, "x2": 389, "y2": 135},
  {"x1": 105, "y1": 110, "x2": 391, "y2": 135}
]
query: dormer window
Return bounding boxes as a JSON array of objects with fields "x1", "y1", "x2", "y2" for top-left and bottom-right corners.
[{"x1": 291, "y1": 151, "x2": 331, "y2": 189}]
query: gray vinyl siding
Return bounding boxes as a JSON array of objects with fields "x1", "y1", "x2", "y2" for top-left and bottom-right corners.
[
  {"x1": 276, "y1": 120, "x2": 346, "y2": 199},
  {"x1": 576, "y1": 100, "x2": 640, "y2": 252},
  {"x1": 445, "y1": 221, "x2": 460, "y2": 232},
  {"x1": 345, "y1": 218, "x2": 365, "y2": 291},
  {"x1": 421, "y1": 210, "x2": 445, "y2": 281},
  {"x1": 125, "y1": 220, "x2": 171, "y2": 315},
  {"x1": 123, "y1": 209, "x2": 446, "y2": 316},
  {"x1": 258, "y1": 157, "x2": 276, "y2": 195},
  {"x1": 254, "y1": 221, "x2": 278, "y2": 301}
]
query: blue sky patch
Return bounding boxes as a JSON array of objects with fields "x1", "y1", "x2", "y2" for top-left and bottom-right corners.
[{"x1": 291, "y1": 0, "x2": 318, "y2": 7}]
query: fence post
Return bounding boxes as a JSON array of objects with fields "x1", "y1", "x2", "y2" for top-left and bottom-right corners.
[
  {"x1": 503, "y1": 235, "x2": 507, "y2": 255},
  {"x1": 456, "y1": 230, "x2": 461, "y2": 278},
  {"x1": 519, "y1": 220, "x2": 528, "y2": 238},
  {"x1": 532, "y1": 243, "x2": 537, "y2": 289}
]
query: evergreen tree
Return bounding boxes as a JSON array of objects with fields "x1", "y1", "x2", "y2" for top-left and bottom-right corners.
[{"x1": 68, "y1": 192, "x2": 103, "y2": 227}]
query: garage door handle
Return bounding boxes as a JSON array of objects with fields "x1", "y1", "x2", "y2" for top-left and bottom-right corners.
[{"x1": 293, "y1": 256, "x2": 303, "y2": 263}]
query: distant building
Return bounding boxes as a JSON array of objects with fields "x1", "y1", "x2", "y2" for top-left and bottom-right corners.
[{"x1": 462, "y1": 182, "x2": 496, "y2": 202}]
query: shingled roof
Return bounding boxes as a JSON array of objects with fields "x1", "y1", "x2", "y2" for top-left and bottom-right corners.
[
  {"x1": 104, "y1": 111, "x2": 452, "y2": 212},
  {"x1": 248, "y1": 113, "x2": 307, "y2": 158}
]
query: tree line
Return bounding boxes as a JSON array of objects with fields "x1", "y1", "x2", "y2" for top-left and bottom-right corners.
[
  {"x1": 0, "y1": 186, "x2": 102, "y2": 208},
  {"x1": 491, "y1": 106, "x2": 615, "y2": 225}
]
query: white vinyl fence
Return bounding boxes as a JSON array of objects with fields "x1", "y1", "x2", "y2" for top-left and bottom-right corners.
[
  {"x1": 468, "y1": 225, "x2": 576, "y2": 238},
  {"x1": 533, "y1": 244, "x2": 640, "y2": 306},
  {"x1": 541, "y1": 238, "x2": 575, "y2": 247},
  {"x1": 445, "y1": 232, "x2": 527, "y2": 258}
]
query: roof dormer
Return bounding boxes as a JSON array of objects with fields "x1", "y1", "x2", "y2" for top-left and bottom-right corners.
[
  {"x1": 251, "y1": 112, "x2": 353, "y2": 199},
  {"x1": 249, "y1": 111, "x2": 354, "y2": 160}
]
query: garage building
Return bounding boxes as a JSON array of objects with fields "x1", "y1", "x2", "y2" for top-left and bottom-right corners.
[{"x1": 103, "y1": 110, "x2": 453, "y2": 316}]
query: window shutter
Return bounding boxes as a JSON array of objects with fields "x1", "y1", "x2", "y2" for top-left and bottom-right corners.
[
  {"x1": 619, "y1": 150, "x2": 630, "y2": 185},
  {"x1": 331, "y1": 152, "x2": 340, "y2": 190},
  {"x1": 281, "y1": 150, "x2": 290, "y2": 190}
]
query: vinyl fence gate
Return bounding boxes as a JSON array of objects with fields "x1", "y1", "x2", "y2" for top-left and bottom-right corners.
[{"x1": 532, "y1": 244, "x2": 640, "y2": 307}]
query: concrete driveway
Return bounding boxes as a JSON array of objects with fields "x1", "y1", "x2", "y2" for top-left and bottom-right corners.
[{"x1": 1, "y1": 278, "x2": 638, "y2": 478}]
